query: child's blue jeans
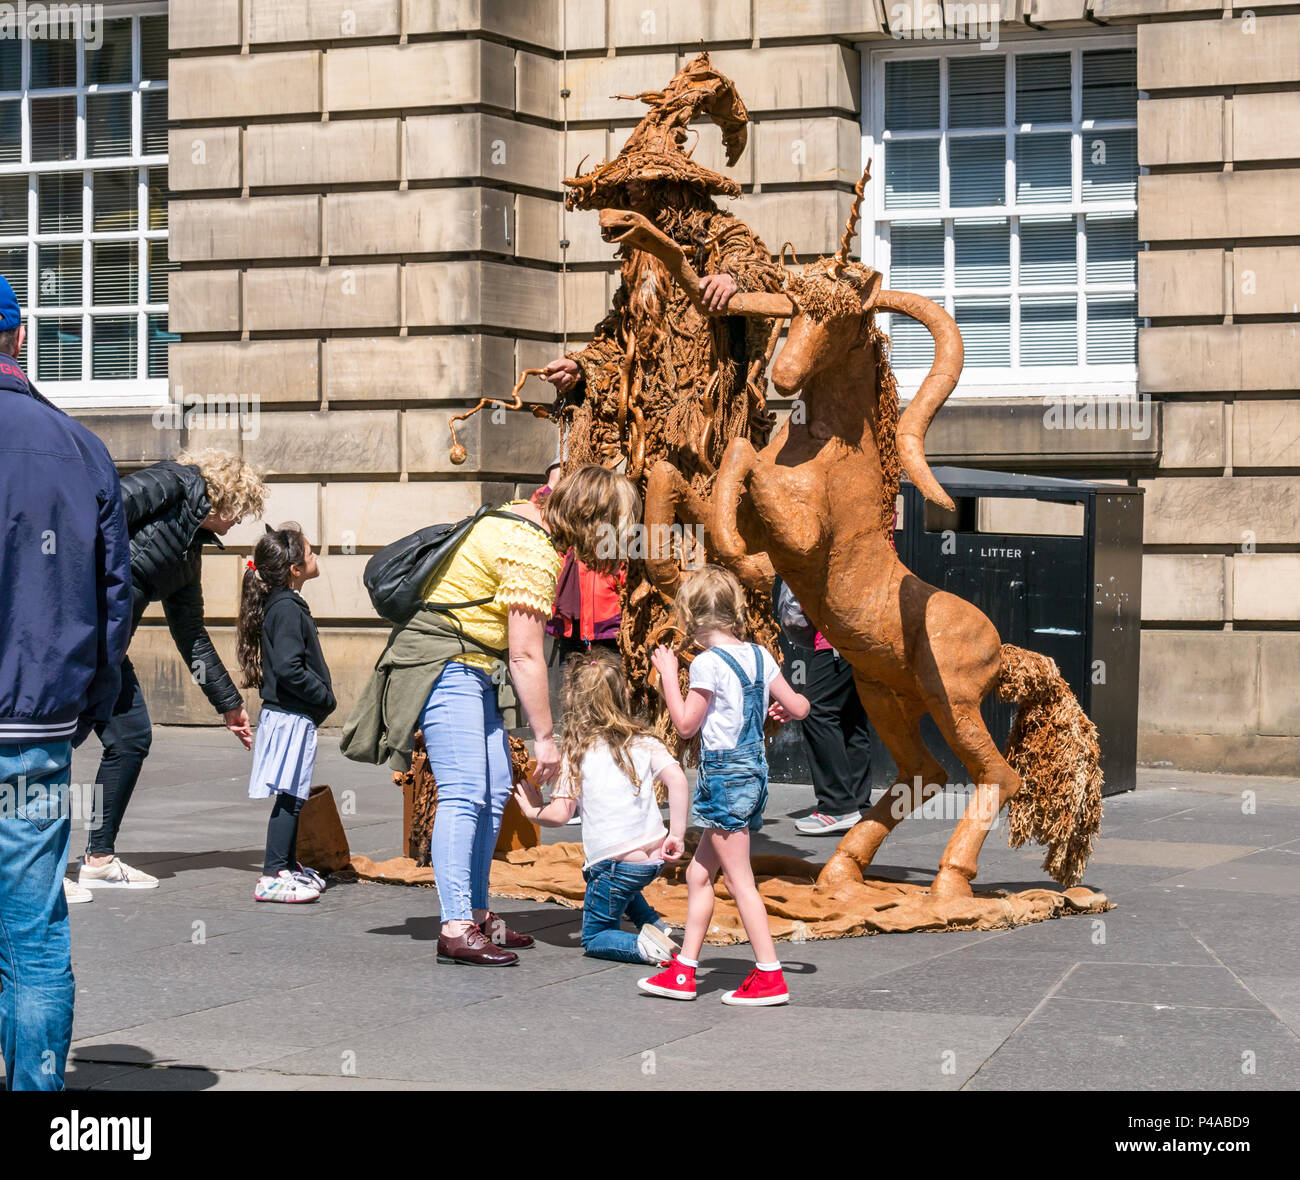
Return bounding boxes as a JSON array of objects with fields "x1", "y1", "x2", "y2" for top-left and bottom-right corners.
[{"x1": 581, "y1": 859, "x2": 664, "y2": 964}]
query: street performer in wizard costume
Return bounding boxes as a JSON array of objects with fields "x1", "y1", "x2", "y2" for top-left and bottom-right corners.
[{"x1": 540, "y1": 51, "x2": 786, "y2": 730}]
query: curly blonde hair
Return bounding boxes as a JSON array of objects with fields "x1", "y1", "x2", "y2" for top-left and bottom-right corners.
[{"x1": 176, "y1": 449, "x2": 267, "y2": 524}]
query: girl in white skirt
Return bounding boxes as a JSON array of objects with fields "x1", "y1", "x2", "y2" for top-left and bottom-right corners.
[{"x1": 236, "y1": 523, "x2": 335, "y2": 903}]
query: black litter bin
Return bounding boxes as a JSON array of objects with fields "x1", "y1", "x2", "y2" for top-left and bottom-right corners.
[{"x1": 767, "y1": 467, "x2": 1143, "y2": 799}]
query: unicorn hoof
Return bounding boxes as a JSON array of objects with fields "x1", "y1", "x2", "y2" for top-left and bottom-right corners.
[
  {"x1": 929, "y1": 867, "x2": 974, "y2": 899},
  {"x1": 816, "y1": 852, "x2": 864, "y2": 890}
]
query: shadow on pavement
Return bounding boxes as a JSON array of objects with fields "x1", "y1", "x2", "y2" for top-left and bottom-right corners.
[{"x1": 67, "y1": 1044, "x2": 222, "y2": 1091}]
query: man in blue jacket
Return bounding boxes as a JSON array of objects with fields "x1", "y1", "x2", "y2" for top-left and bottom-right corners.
[{"x1": 0, "y1": 276, "x2": 132, "y2": 1090}]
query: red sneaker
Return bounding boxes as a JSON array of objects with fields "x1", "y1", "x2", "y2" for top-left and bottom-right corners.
[
  {"x1": 720, "y1": 967, "x2": 790, "y2": 1007},
  {"x1": 637, "y1": 955, "x2": 697, "y2": 1001}
]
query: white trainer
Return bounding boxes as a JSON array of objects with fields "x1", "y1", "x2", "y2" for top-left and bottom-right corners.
[
  {"x1": 79, "y1": 857, "x2": 159, "y2": 890},
  {"x1": 254, "y1": 870, "x2": 320, "y2": 904},
  {"x1": 794, "y1": 811, "x2": 861, "y2": 835},
  {"x1": 636, "y1": 923, "x2": 680, "y2": 964},
  {"x1": 63, "y1": 877, "x2": 94, "y2": 904}
]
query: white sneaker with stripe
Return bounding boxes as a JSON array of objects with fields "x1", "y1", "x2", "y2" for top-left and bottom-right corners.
[{"x1": 254, "y1": 870, "x2": 320, "y2": 903}]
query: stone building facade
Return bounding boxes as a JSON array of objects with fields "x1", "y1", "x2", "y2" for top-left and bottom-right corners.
[{"x1": 11, "y1": 1, "x2": 1294, "y2": 773}]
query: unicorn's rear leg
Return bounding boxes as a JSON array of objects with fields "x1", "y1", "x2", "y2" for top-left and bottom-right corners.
[
  {"x1": 927, "y1": 700, "x2": 1022, "y2": 899},
  {"x1": 817, "y1": 689, "x2": 946, "y2": 889}
]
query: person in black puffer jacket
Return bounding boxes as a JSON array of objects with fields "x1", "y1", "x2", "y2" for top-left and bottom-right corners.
[{"x1": 77, "y1": 449, "x2": 267, "y2": 895}]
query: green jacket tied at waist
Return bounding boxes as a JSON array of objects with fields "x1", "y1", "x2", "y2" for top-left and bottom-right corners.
[{"x1": 339, "y1": 612, "x2": 514, "y2": 772}]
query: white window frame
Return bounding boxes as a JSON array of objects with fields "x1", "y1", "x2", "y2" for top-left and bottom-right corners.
[
  {"x1": 861, "y1": 30, "x2": 1141, "y2": 401},
  {"x1": 0, "y1": 1, "x2": 169, "y2": 409}
]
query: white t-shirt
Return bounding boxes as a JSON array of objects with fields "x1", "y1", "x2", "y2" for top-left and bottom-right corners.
[
  {"x1": 554, "y1": 736, "x2": 676, "y2": 868},
  {"x1": 688, "y1": 643, "x2": 780, "y2": 752}
]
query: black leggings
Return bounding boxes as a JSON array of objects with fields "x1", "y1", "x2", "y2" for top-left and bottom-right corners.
[
  {"x1": 263, "y1": 794, "x2": 306, "y2": 877},
  {"x1": 89, "y1": 657, "x2": 152, "y2": 857}
]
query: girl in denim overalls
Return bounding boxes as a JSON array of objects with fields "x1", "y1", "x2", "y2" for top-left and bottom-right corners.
[{"x1": 643, "y1": 566, "x2": 810, "y2": 1007}]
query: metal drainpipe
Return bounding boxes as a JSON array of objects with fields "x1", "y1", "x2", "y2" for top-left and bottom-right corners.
[{"x1": 559, "y1": 3, "x2": 568, "y2": 352}]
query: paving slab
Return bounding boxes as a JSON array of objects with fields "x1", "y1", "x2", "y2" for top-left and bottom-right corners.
[
  {"x1": 1089, "y1": 838, "x2": 1260, "y2": 869},
  {"x1": 963, "y1": 995, "x2": 1299, "y2": 1091},
  {"x1": 1158, "y1": 861, "x2": 1300, "y2": 896},
  {"x1": 1056, "y1": 962, "x2": 1267, "y2": 1010},
  {"x1": 562, "y1": 1009, "x2": 1021, "y2": 1091}
]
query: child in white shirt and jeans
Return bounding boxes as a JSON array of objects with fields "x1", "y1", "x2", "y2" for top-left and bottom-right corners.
[{"x1": 514, "y1": 648, "x2": 688, "y2": 964}]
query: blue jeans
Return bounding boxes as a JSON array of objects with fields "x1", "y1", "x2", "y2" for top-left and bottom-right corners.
[
  {"x1": 581, "y1": 859, "x2": 663, "y2": 964},
  {"x1": 422, "y1": 661, "x2": 512, "y2": 924},
  {"x1": 0, "y1": 742, "x2": 74, "y2": 1092}
]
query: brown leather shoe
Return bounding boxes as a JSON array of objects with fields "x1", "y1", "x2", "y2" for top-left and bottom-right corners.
[
  {"x1": 437, "y1": 923, "x2": 519, "y2": 966},
  {"x1": 480, "y1": 910, "x2": 535, "y2": 950}
]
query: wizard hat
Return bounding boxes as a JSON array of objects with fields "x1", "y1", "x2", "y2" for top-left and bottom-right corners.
[{"x1": 563, "y1": 52, "x2": 750, "y2": 211}]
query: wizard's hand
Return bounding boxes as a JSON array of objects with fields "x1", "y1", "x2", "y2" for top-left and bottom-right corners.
[
  {"x1": 700, "y1": 272, "x2": 738, "y2": 312},
  {"x1": 542, "y1": 357, "x2": 581, "y2": 393}
]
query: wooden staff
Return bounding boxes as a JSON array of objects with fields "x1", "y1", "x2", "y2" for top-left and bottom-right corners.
[{"x1": 448, "y1": 368, "x2": 553, "y2": 465}]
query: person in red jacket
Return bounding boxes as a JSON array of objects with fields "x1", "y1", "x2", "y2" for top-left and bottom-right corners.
[
  {"x1": 532, "y1": 460, "x2": 624, "y2": 664},
  {"x1": 532, "y1": 460, "x2": 625, "y2": 831}
]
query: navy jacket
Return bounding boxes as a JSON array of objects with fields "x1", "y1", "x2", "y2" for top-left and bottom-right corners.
[
  {"x1": 260, "y1": 588, "x2": 335, "y2": 726},
  {"x1": 0, "y1": 358, "x2": 132, "y2": 745}
]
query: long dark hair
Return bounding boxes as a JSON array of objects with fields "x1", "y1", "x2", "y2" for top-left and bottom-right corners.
[{"x1": 236, "y1": 522, "x2": 307, "y2": 689}]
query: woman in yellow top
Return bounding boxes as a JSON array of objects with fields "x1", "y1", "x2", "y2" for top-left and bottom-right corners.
[{"x1": 421, "y1": 465, "x2": 640, "y2": 967}]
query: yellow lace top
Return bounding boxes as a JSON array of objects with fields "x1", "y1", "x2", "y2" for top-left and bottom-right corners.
[{"x1": 420, "y1": 503, "x2": 561, "y2": 673}]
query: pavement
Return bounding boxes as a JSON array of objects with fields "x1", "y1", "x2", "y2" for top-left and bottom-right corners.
[{"x1": 8, "y1": 727, "x2": 1300, "y2": 1091}]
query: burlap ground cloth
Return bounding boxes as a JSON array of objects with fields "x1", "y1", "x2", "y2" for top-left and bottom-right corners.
[{"x1": 347, "y1": 841, "x2": 1111, "y2": 944}]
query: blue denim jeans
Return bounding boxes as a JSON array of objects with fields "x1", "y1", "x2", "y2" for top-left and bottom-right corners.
[
  {"x1": 581, "y1": 859, "x2": 663, "y2": 964},
  {"x1": 421, "y1": 661, "x2": 512, "y2": 924},
  {"x1": 0, "y1": 742, "x2": 74, "y2": 1092}
]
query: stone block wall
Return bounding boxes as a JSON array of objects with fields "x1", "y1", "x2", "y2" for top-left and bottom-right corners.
[
  {"x1": 1133, "y1": 8, "x2": 1300, "y2": 772},
  {"x1": 70, "y1": 1, "x2": 1298, "y2": 774}
]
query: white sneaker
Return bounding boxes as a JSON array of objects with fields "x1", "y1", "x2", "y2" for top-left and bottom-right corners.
[
  {"x1": 63, "y1": 878, "x2": 94, "y2": 904},
  {"x1": 794, "y1": 811, "x2": 861, "y2": 835},
  {"x1": 636, "y1": 923, "x2": 680, "y2": 964},
  {"x1": 79, "y1": 857, "x2": 159, "y2": 890},
  {"x1": 254, "y1": 870, "x2": 319, "y2": 903}
]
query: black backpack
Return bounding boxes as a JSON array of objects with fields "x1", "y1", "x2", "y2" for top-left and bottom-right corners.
[{"x1": 363, "y1": 505, "x2": 553, "y2": 626}]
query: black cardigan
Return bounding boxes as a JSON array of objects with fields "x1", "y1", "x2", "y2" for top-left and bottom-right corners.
[{"x1": 260, "y1": 588, "x2": 336, "y2": 726}]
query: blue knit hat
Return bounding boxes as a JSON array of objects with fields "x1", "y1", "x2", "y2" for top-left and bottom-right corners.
[{"x1": 0, "y1": 275, "x2": 19, "y2": 331}]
